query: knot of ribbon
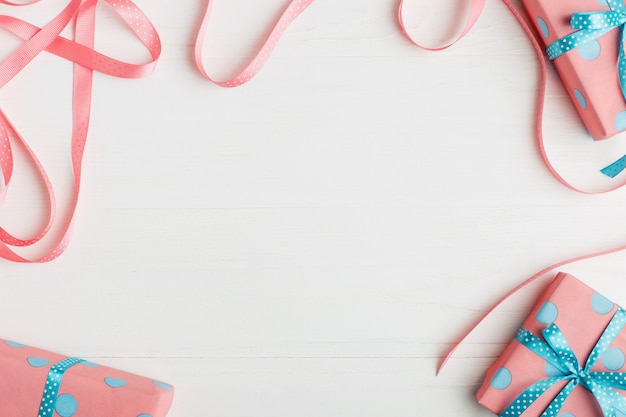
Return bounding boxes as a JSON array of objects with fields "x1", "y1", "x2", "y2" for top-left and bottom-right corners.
[
  {"x1": 499, "y1": 308, "x2": 626, "y2": 417},
  {"x1": 0, "y1": 0, "x2": 161, "y2": 262},
  {"x1": 546, "y1": 0, "x2": 626, "y2": 102}
]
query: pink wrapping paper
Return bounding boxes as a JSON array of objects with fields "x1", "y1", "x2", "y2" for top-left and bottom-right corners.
[
  {"x1": 0, "y1": 339, "x2": 174, "y2": 417},
  {"x1": 476, "y1": 272, "x2": 626, "y2": 416},
  {"x1": 522, "y1": 0, "x2": 626, "y2": 140}
]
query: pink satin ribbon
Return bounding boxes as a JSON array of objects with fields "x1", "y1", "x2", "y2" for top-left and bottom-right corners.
[
  {"x1": 0, "y1": 0, "x2": 161, "y2": 262},
  {"x1": 194, "y1": 0, "x2": 315, "y2": 87}
]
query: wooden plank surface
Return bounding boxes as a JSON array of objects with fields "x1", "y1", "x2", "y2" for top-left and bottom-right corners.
[{"x1": 2, "y1": 0, "x2": 626, "y2": 415}]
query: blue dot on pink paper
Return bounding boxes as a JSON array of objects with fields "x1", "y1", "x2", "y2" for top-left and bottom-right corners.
[
  {"x1": 153, "y1": 380, "x2": 173, "y2": 392},
  {"x1": 137, "y1": 414, "x2": 152, "y2": 417},
  {"x1": 4, "y1": 341, "x2": 25, "y2": 348},
  {"x1": 545, "y1": 362, "x2": 563, "y2": 377},
  {"x1": 573, "y1": 89, "x2": 587, "y2": 110},
  {"x1": 592, "y1": 293, "x2": 613, "y2": 314},
  {"x1": 597, "y1": 0, "x2": 608, "y2": 5},
  {"x1": 104, "y1": 377, "x2": 128, "y2": 388},
  {"x1": 615, "y1": 111, "x2": 626, "y2": 130},
  {"x1": 27, "y1": 357, "x2": 50, "y2": 368},
  {"x1": 537, "y1": 17, "x2": 549, "y2": 38},
  {"x1": 55, "y1": 393, "x2": 78, "y2": 417},
  {"x1": 537, "y1": 301, "x2": 558, "y2": 324},
  {"x1": 490, "y1": 367, "x2": 512, "y2": 390},
  {"x1": 577, "y1": 39, "x2": 601, "y2": 60},
  {"x1": 80, "y1": 361, "x2": 99, "y2": 368},
  {"x1": 559, "y1": 413, "x2": 576, "y2": 417},
  {"x1": 602, "y1": 347, "x2": 625, "y2": 370}
]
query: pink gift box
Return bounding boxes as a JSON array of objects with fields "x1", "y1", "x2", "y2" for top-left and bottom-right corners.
[
  {"x1": 476, "y1": 272, "x2": 626, "y2": 416},
  {"x1": 0, "y1": 339, "x2": 174, "y2": 417},
  {"x1": 522, "y1": 0, "x2": 626, "y2": 140}
]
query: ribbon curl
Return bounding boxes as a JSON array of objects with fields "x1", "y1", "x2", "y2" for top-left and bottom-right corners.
[
  {"x1": 546, "y1": 0, "x2": 626, "y2": 102},
  {"x1": 500, "y1": 308, "x2": 626, "y2": 417},
  {"x1": 543, "y1": 0, "x2": 626, "y2": 178},
  {"x1": 0, "y1": 0, "x2": 161, "y2": 262}
]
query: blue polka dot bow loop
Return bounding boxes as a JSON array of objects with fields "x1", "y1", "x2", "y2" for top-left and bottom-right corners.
[
  {"x1": 544, "y1": 0, "x2": 626, "y2": 179},
  {"x1": 546, "y1": 0, "x2": 626, "y2": 103},
  {"x1": 499, "y1": 308, "x2": 626, "y2": 417}
]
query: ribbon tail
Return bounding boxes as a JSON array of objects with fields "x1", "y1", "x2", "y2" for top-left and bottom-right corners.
[
  {"x1": 601, "y1": 154, "x2": 626, "y2": 178},
  {"x1": 588, "y1": 381, "x2": 626, "y2": 417},
  {"x1": 539, "y1": 379, "x2": 578, "y2": 417}
]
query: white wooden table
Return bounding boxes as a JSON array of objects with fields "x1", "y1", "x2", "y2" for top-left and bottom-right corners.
[{"x1": 2, "y1": 0, "x2": 626, "y2": 415}]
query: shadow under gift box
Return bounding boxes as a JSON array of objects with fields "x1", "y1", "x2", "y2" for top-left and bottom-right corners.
[
  {"x1": 476, "y1": 273, "x2": 626, "y2": 417},
  {"x1": 0, "y1": 340, "x2": 174, "y2": 417},
  {"x1": 523, "y1": 0, "x2": 626, "y2": 140}
]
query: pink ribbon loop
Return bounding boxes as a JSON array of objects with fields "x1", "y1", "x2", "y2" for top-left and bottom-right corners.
[
  {"x1": 399, "y1": 0, "x2": 626, "y2": 193},
  {"x1": 0, "y1": 0, "x2": 161, "y2": 263},
  {"x1": 194, "y1": 0, "x2": 315, "y2": 87},
  {"x1": 397, "y1": 0, "x2": 486, "y2": 51}
]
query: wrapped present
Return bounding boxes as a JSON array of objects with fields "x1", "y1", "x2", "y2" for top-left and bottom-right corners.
[
  {"x1": 476, "y1": 272, "x2": 626, "y2": 417},
  {"x1": 0, "y1": 338, "x2": 174, "y2": 417},
  {"x1": 522, "y1": 0, "x2": 626, "y2": 141}
]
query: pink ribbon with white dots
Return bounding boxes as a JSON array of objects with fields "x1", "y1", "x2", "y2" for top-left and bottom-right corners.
[
  {"x1": 0, "y1": 0, "x2": 161, "y2": 262},
  {"x1": 194, "y1": 0, "x2": 316, "y2": 87}
]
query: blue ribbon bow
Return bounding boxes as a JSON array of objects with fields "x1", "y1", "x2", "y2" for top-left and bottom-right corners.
[
  {"x1": 499, "y1": 308, "x2": 626, "y2": 417},
  {"x1": 546, "y1": 0, "x2": 626, "y2": 102},
  {"x1": 544, "y1": 1, "x2": 626, "y2": 178}
]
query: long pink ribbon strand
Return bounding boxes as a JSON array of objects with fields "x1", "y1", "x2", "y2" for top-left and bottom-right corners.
[
  {"x1": 0, "y1": 0, "x2": 161, "y2": 262},
  {"x1": 194, "y1": 0, "x2": 315, "y2": 87}
]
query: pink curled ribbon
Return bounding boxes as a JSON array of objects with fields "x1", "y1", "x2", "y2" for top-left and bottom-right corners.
[
  {"x1": 399, "y1": 0, "x2": 626, "y2": 194},
  {"x1": 194, "y1": 0, "x2": 315, "y2": 87},
  {"x1": 0, "y1": 0, "x2": 161, "y2": 262}
]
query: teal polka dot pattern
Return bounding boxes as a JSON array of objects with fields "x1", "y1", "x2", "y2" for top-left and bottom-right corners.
[
  {"x1": 504, "y1": 308, "x2": 626, "y2": 417},
  {"x1": 537, "y1": 301, "x2": 558, "y2": 324},
  {"x1": 592, "y1": 293, "x2": 614, "y2": 314},
  {"x1": 577, "y1": 39, "x2": 601, "y2": 60},
  {"x1": 27, "y1": 357, "x2": 51, "y2": 368},
  {"x1": 602, "y1": 347, "x2": 626, "y2": 370},
  {"x1": 104, "y1": 377, "x2": 128, "y2": 388},
  {"x1": 38, "y1": 357, "x2": 83, "y2": 417},
  {"x1": 153, "y1": 380, "x2": 173, "y2": 392},
  {"x1": 615, "y1": 110, "x2": 626, "y2": 131},
  {"x1": 537, "y1": 17, "x2": 550, "y2": 38},
  {"x1": 80, "y1": 361, "x2": 99, "y2": 368},
  {"x1": 573, "y1": 89, "x2": 587, "y2": 110},
  {"x1": 55, "y1": 393, "x2": 78, "y2": 417},
  {"x1": 490, "y1": 367, "x2": 512, "y2": 390},
  {"x1": 597, "y1": 0, "x2": 609, "y2": 5},
  {"x1": 545, "y1": 362, "x2": 564, "y2": 377}
]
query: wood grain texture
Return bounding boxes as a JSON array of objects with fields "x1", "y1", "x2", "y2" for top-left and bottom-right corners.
[{"x1": 2, "y1": 0, "x2": 626, "y2": 415}]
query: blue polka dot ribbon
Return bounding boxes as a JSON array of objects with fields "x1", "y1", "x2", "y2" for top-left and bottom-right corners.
[
  {"x1": 37, "y1": 357, "x2": 84, "y2": 417},
  {"x1": 499, "y1": 308, "x2": 626, "y2": 417},
  {"x1": 546, "y1": 0, "x2": 626, "y2": 103}
]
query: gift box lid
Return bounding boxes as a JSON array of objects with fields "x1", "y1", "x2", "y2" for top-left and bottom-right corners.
[{"x1": 476, "y1": 272, "x2": 625, "y2": 416}]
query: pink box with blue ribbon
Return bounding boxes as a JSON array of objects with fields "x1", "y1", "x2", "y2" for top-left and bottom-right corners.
[
  {"x1": 0, "y1": 339, "x2": 174, "y2": 417},
  {"x1": 522, "y1": 0, "x2": 626, "y2": 141},
  {"x1": 476, "y1": 272, "x2": 626, "y2": 417}
]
